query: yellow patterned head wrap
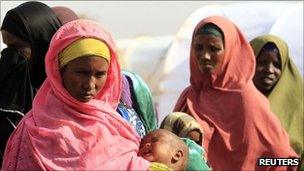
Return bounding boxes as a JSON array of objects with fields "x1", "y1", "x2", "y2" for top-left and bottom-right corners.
[{"x1": 59, "y1": 38, "x2": 110, "y2": 68}]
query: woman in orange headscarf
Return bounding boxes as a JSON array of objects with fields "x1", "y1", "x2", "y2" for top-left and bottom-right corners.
[{"x1": 174, "y1": 15, "x2": 298, "y2": 170}]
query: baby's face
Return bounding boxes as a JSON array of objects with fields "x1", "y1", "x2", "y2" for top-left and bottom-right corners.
[{"x1": 138, "y1": 130, "x2": 175, "y2": 165}]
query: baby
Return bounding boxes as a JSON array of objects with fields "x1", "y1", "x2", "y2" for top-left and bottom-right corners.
[
  {"x1": 138, "y1": 129, "x2": 189, "y2": 170},
  {"x1": 160, "y1": 112, "x2": 211, "y2": 170}
]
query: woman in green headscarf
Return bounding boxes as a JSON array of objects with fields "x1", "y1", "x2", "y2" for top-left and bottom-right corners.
[{"x1": 251, "y1": 34, "x2": 303, "y2": 162}]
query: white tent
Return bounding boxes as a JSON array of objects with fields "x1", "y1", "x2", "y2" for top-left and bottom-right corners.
[
  {"x1": 269, "y1": 2, "x2": 303, "y2": 75},
  {"x1": 117, "y1": 35, "x2": 174, "y2": 122}
]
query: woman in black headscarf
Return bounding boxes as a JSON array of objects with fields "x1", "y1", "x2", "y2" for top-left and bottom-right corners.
[{"x1": 0, "y1": 1, "x2": 61, "y2": 163}]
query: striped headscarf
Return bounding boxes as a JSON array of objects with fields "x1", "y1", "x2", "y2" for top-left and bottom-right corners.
[{"x1": 160, "y1": 112, "x2": 203, "y2": 144}]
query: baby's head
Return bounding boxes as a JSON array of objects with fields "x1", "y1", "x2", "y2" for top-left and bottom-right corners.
[
  {"x1": 139, "y1": 129, "x2": 189, "y2": 170},
  {"x1": 160, "y1": 112, "x2": 203, "y2": 145}
]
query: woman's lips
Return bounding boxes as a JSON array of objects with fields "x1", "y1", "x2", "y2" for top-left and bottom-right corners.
[
  {"x1": 79, "y1": 93, "x2": 94, "y2": 101},
  {"x1": 261, "y1": 76, "x2": 275, "y2": 84},
  {"x1": 204, "y1": 64, "x2": 213, "y2": 69},
  {"x1": 199, "y1": 61, "x2": 213, "y2": 68}
]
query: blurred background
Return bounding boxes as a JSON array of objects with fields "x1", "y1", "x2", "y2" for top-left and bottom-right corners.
[
  {"x1": 1, "y1": 1, "x2": 227, "y2": 39},
  {"x1": 1, "y1": 1, "x2": 303, "y2": 124}
]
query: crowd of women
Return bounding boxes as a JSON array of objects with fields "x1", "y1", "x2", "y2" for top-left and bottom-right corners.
[{"x1": 0, "y1": 1, "x2": 302, "y2": 170}]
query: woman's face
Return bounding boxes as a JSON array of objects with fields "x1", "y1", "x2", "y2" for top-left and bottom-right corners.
[
  {"x1": 1, "y1": 30, "x2": 32, "y2": 60},
  {"x1": 193, "y1": 34, "x2": 225, "y2": 74},
  {"x1": 61, "y1": 56, "x2": 109, "y2": 102},
  {"x1": 253, "y1": 49, "x2": 282, "y2": 95}
]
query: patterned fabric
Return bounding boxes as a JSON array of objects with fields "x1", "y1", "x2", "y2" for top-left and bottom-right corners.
[
  {"x1": 174, "y1": 16, "x2": 298, "y2": 170},
  {"x1": 1, "y1": 19, "x2": 150, "y2": 170},
  {"x1": 117, "y1": 101, "x2": 146, "y2": 138},
  {"x1": 160, "y1": 112, "x2": 203, "y2": 142},
  {"x1": 123, "y1": 70, "x2": 158, "y2": 133},
  {"x1": 120, "y1": 74, "x2": 133, "y2": 107}
]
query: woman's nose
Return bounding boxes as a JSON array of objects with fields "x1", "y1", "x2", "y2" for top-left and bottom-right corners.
[
  {"x1": 201, "y1": 52, "x2": 211, "y2": 60},
  {"x1": 197, "y1": 51, "x2": 211, "y2": 62},
  {"x1": 265, "y1": 63, "x2": 275, "y2": 73},
  {"x1": 83, "y1": 77, "x2": 96, "y2": 91}
]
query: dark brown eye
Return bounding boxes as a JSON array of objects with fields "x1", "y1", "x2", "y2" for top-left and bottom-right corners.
[
  {"x1": 210, "y1": 46, "x2": 221, "y2": 52},
  {"x1": 194, "y1": 44, "x2": 203, "y2": 51},
  {"x1": 257, "y1": 60, "x2": 267, "y2": 66},
  {"x1": 95, "y1": 71, "x2": 107, "y2": 78},
  {"x1": 273, "y1": 61, "x2": 281, "y2": 69}
]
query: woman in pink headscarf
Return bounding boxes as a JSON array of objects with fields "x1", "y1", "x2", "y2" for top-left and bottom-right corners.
[
  {"x1": 174, "y1": 16, "x2": 298, "y2": 170},
  {"x1": 1, "y1": 19, "x2": 151, "y2": 170}
]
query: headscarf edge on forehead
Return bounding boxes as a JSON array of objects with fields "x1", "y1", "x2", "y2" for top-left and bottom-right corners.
[
  {"x1": 250, "y1": 34, "x2": 288, "y2": 67},
  {"x1": 188, "y1": 15, "x2": 261, "y2": 107},
  {"x1": 59, "y1": 38, "x2": 111, "y2": 68},
  {"x1": 179, "y1": 17, "x2": 299, "y2": 170},
  {"x1": 195, "y1": 23, "x2": 224, "y2": 40},
  {"x1": 44, "y1": 19, "x2": 121, "y2": 107}
]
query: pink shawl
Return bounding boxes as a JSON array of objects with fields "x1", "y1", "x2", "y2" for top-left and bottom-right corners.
[
  {"x1": 174, "y1": 16, "x2": 298, "y2": 170},
  {"x1": 2, "y1": 19, "x2": 150, "y2": 170}
]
